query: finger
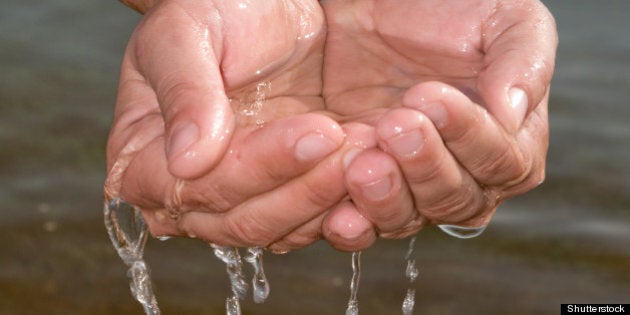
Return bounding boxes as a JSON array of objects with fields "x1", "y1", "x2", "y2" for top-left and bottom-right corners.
[
  {"x1": 478, "y1": 0, "x2": 558, "y2": 133},
  {"x1": 120, "y1": 113, "x2": 345, "y2": 213},
  {"x1": 213, "y1": 123, "x2": 378, "y2": 251},
  {"x1": 266, "y1": 212, "x2": 327, "y2": 254},
  {"x1": 131, "y1": 2, "x2": 235, "y2": 179},
  {"x1": 402, "y1": 82, "x2": 530, "y2": 186},
  {"x1": 322, "y1": 201, "x2": 377, "y2": 252},
  {"x1": 344, "y1": 149, "x2": 421, "y2": 238},
  {"x1": 141, "y1": 207, "x2": 180, "y2": 238},
  {"x1": 175, "y1": 122, "x2": 373, "y2": 247},
  {"x1": 375, "y1": 108, "x2": 489, "y2": 225},
  {"x1": 176, "y1": 144, "x2": 348, "y2": 247}
]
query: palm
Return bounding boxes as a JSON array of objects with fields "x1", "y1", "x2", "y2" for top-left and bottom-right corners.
[
  {"x1": 321, "y1": 0, "x2": 495, "y2": 120},
  {"x1": 214, "y1": 1, "x2": 327, "y2": 124},
  {"x1": 125, "y1": 0, "x2": 327, "y2": 130},
  {"x1": 110, "y1": 0, "x2": 330, "y2": 209}
]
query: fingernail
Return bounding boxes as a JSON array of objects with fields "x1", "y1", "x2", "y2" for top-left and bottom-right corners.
[
  {"x1": 386, "y1": 129, "x2": 424, "y2": 158},
  {"x1": 360, "y1": 176, "x2": 392, "y2": 202},
  {"x1": 327, "y1": 208, "x2": 372, "y2": 241},
  {"x1": 420, "y1": 102, "x2": 447, "y2": 129},
  {"x1": 167, "y1": 122, "x2": 199, "y2": 161},
  {"x1": 508, "y1": 87, "x2": 528, "y2": 131},
  {"x1": 295, "y1": 132, "x2": 338, "y2": 162},
  {"x1": 343, "y1": 147, "x2": 362, "y2": 169},
  {"x1": 334, "y1": 218, "x2": 371, "y2": 240}
]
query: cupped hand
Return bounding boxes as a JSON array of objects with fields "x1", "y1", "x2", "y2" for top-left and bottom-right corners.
[
  {"x1": 320, "y1": 0, "x2": 558, "y2": 248},
  {"x1": 105, "y1": 0, "x2": 358, "y2": 250}
]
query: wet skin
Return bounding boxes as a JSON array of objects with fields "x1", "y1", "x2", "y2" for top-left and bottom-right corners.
[{"x1": 107, "y1": 0, "x2": 558, "y2": 252}]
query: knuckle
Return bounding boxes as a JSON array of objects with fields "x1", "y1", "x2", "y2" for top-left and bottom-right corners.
[
  {"x1": 302, "y1": 175, "x2": 344, "y2": 209},
  {"x1": 506, "y1": 160, "x2": 546, "y2": 197},
  {"x1": 224, "y1": 214, "x2": 273, "y2": 247},
  {"x1": 419, "y1": 185, "x2": 484, "y2": 223},
  {"x1": 274, "y1": 232, "x2": 319, "y2": 251},
  {"x1": 476, "y1": 145, "x2": 529, "y2": 186},
  {"x1": 160, "y1": 81, "x2": 204, "y2": 119}
]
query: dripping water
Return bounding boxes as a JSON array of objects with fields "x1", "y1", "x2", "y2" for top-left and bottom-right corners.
[
  {"x1": 438, "y1": 224, "x2": 487, "y2": 239},
  {"x1": 345, "y1": 251, "x2": 361, "y2": 315},
  {"x1": 402, "y1": 236, "x2": 419, "y2": 315},
  {"x1": 245, "y1": 247, "x2": 270, "y2": 304},
  {"x1": 225, "y1": 296, "x2": 242, "y2": 315},
  {"x1": 210, "y1": 245, "x2": 249, "y2": 315},
  {"x1": 104, "y1": 197, "x2": 160, "y2": 315}
]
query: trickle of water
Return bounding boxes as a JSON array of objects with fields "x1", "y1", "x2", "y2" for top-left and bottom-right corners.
[
  {"x1": 104, "y1": 197, "x2": 160, "y2": 315},
  {"x1": 402, "y1": 236, "x2": 418, "y2": 315},
  {"x1": 402, "y1": 289, "x2": 415, "y2": 315},
  {"x1": 345, "y1": 251, "x2": 361, "y2": 315},
  {"x1": 438, "y1": 224, "x2": 487, "y2": 239},
  {"x1": 245, "y1": 247, "x2": 270, "y2": 304},
  {"x1": 129, "y1": 260, "x2": 160, "y2": 315},
  {"x1": 211, "y1": 245, "x2": 249, "y2": 300},
  {"x1": 226, "y1": 296, "x2": 242, "y2": 315}
]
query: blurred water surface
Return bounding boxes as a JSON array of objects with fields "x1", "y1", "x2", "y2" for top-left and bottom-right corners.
[{"x1": 0, "y1": 1, "x2": 628, "y2": 314}]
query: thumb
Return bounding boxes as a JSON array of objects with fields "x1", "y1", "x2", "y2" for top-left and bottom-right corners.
[
  {"x1": 477, "y1": 0, "x2": 558, "y2": 134},
  {"x1": 133, "y1": 3, "x2": 235, "y2": 179}
]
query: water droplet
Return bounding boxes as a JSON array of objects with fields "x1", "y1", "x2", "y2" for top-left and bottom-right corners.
[
  {"x1": 245, "y1": 247, "x2": 270, "y2": 304},
  {"x1": 438, "y1": 224, "x2": 487, "y2": 239},
  {"x1": 156, "y1": 236, "x2": 172, "y2": 241}
]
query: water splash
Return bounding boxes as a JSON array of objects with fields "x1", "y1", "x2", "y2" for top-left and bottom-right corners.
[
  {"x1": 438, "y1": 224, "x2": 487, "y2": 239},
  {"x1": 245, "y1": 247, "x2": 270, "y2": 303},
  {"x1": 104, "y1": 197, "x2": 160, "y2": 315},
  {"x1": 402, "y1": 236, "x2": 419, "y2": 315},
  {"x1": 345, "y1": 251, "x2": 361, "y2": 315}
]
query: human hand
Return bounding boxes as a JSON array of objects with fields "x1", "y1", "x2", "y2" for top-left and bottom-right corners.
[
  {"x1": 320, "y1": 0, "x2": 558, "y2": 249},
  {"x1": 105, "y1": 0, "x2": 357, "y2": 250}
]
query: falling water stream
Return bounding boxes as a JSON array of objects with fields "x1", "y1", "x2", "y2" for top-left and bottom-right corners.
[
  {"x1": 210, "y1": 245, "x2": 249, "y2": 315},
  {"x1": 104, "y1": 199, "x2": 485, "y2": 314},
  {"x1": 345, "y1": 251, "x2": 361, "y2": 315},
  {"x1": 245, "y1": 247, "x2": 271, "y2": 304},
  {"x1": 103, "y1": 197, "x2": 160, "y2": 315},
  {"x1": 402, "y1": 236, "x2": 419, "y2": 315}
]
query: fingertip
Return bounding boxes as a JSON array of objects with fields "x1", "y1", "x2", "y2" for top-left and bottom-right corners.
[
  {"x1": 323, "y1": 201, "x2": 376, "y2": 252},
  {"x1": 479, "y1": 2, "x2": 557, "y2": 133},
  {"x1": 166, "y1": 111, "x2": 235, "y2": 179},
  {"x1": 375, "y1": 108, "x2": 426, "y2": 159}
]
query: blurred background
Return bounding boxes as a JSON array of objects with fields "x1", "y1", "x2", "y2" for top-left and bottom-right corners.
[{"x1": 0, "y1": 1, "x2": 628, "y2": 314}]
